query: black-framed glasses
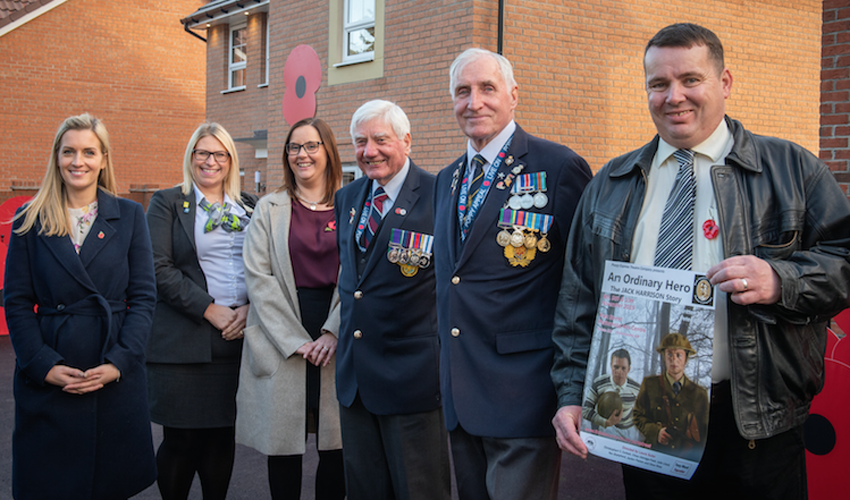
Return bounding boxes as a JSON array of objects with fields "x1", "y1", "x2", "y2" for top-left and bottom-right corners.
[
  {"x1": 286, "y1": 141, "x2": 323, "y2": 155},
  {"x1": 193, "y1": 150, "x2": 230, "y2": 163}
]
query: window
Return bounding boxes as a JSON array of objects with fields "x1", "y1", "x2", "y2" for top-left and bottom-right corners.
[
  {"x1": 342, "y1": 0, "x2": 375, "y2": 64},
  {"x1": 261, "y1": 15, "x2": 269, "y2": 87},
  {"x1": 342, "y1": 164, "x2": 363, "y2": 186},
  {"x1": 328, "y1": 0, "x2": 384, "y2": 85},
  {"x1": 229, "y1": 23, "x2": 247, "y2": 90}
]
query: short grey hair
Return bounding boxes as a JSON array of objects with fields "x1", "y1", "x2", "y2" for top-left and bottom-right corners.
[
  {"x1": 350, "y1": 99, "x2": 411, "y2": 143},
  {"x1": 449, "y1": 48, "x2": 517, "y2": 97}
]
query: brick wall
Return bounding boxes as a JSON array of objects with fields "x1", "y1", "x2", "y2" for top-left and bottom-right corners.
[
  {"x1": 204, "y1": 0, "x2": 822, "y2": 189},
  {"x1": 0, "y1": 0, "x2": 207, "y2": 205},
  {"x1": 822, "y1": 0, "x2": 850, "y2": 199}
]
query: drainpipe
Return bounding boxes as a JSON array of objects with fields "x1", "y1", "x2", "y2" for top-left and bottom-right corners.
[{"x1": 497, "y1": 0, "x2": 504, "y2": 54}]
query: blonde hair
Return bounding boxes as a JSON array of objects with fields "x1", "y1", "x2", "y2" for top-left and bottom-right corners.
[
  {"x1": 15, "y1": 113, "x2": 117, "y2": 236},
  {"x1": 181, "y1": 122, "x2": 243, "y2": 205}
]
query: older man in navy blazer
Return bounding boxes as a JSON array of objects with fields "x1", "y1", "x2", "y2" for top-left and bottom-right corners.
[
  {"x1": 335, "y1": 99, "x2": 450, "y2": 500},
  {"x1": 433, "y1": 48, "x2": 592, "y2": 499}
]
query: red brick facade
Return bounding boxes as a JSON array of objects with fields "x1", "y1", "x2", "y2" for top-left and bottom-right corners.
[
  {"x1": 0, "y1": 0, "x2": 206, "y2": 206},
  {"x1": 195, "y1": 0, "x2": 823, "y2": 196},
  {"x1": 822, "y1": 0, "x2": 850, "y2": 199}
]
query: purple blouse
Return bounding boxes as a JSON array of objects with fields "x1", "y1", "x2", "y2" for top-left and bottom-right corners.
[{"x1": 289, "y1": 199, "x2": 339, "y2": 288}]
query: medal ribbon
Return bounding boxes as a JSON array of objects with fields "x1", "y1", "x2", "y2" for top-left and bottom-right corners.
[
  {"x1": 511, "y1": 172, "x2": 547, "y2": 194},
  {"x1": 390, "y1": 228, "x2": 434, "y2": 253},
  {"x1": 498, "y1": 208, "x2": 553, "y2": 233},
  {"x1": 457, "y1": 135, "x2": 514, "y2": 240}
]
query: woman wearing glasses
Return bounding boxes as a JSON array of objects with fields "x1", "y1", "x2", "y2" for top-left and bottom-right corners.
[
  {"x1": 5, "y1": 114, "x2": 157, "y2": 499},
  {"x1": 145, "y1": 123, "x2": 257, "y2": 500},
  {"x1": 236, "y1": 117, "x2": 345, "y2": 499}
]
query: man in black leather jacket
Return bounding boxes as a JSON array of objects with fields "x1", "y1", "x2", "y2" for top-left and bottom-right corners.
[{"x1": 551, "y1": 23, "x2": 850, "y2": 499}]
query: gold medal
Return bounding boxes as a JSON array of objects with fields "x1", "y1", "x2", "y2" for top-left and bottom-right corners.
[
  {"x1": 537, "y1": 234, "x2": 551, "y2": 253},
  {"x1": 524, "y1": 232, "x2": 538, "y2": 249},
  {"x1": 496, "y1": 229, "x2": 511, "y2": 247},
  {"x1": 400, "y1": 263, "x2": 419, "y2": 277}
]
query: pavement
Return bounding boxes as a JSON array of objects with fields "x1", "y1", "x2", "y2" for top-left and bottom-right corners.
[{"x1": 0, "y1": 335, "x2": 625, "y2": 499}]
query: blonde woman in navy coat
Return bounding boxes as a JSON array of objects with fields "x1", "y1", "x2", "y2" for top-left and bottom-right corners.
[{"x1": 4, "y1": 114, "x2": 158, "y2": 499}]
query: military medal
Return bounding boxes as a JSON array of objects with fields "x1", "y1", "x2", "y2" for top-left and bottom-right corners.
[
  {"x1": 533, "y1": 192, "x2": 548, "y2": 209},
  {"x1": 509, "y1": 195, "x2": 522, "y2": 210},
  {"x1": 498, "y1": 208, "x2": 555, "y2": 266},
  {"x1": 387, "y1": 247, "x2": 400, "y2": 263},
  {"x1": 520, "y1": 193, "x2": 534, "y2": 209},
  {"x1": 496, "y1": 229, "x2": 512, "y2": 247},
  {"x1": 389, "y1": 229, "x2": 433, "y2": 275},
  {"x1": 523, "y1": 232, "x2": 538, "y2": 249},
  {"x1": 510, "y1": 228, "x2": 524, "y2": 247}
]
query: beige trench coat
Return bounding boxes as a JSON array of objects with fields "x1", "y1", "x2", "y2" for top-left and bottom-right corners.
[{"x1": 236, "y1": 190, "x2": 342, "y2": 455}]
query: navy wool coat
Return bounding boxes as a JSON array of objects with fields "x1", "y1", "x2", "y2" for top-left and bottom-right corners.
[{"x1": 4, "y1": 190, "x2": 158, "y2": 500}]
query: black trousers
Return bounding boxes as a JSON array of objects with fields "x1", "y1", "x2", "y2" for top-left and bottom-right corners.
[{"x1": 623, "y1": 381, "x2": 807, "y2": 500}]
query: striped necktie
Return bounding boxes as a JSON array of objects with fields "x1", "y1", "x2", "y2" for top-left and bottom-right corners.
[
  {"x1": 654, "y1": 149, "x2": 696, "y2": 270},
  {"x1": 360, "y1": 187, "x2": 387, "y2": 251},
  {"x1": 468, "y1": 154, "x2": 487, "y2": 201}
]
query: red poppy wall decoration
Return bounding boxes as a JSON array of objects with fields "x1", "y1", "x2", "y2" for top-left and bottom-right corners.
[
  {"x1": 805, "y1": 325, "x2": 850, "y2": 499},
  {"x1": 282, "y1": 44, "x2": 322, "y2": 127}
]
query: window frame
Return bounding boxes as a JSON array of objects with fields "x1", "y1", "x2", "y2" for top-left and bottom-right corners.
[
  {"x1": 228, "y1": 22, "x2": 248, "y2": 91},
  {"x1": 341, "y1": 0, "x2": 375, "y2": 64}
]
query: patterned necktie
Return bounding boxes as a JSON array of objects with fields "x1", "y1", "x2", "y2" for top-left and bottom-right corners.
[
  {"x1": 672, "y1": 381, "x2": 682, "y2": 395},
  {"x1": 199, "y1": 199, "x2": 246, "y2": 233},
  {"x1": 468, "y1": 154, "x2": 487, "y2": 201},
  {"x1": 654, "y1": 149, "x2": 696, "y2": 270},
  {"x1": 360, "y1": 187, "x2": 388, "y2": 250}
]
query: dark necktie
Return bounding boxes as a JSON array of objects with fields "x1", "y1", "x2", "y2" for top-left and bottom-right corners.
[
  {"x1": 360, "y1": 187, "x2": 387, "y2": 250},
  {"x1": 468, "y1": 154, "x2": 487, "y2": 201},
  {"x1": 673, "y1": 381, "x2": 682, "y2": 395},
  {"x1": 654, "y1": 149, "x2": 696, "y2": 270}
]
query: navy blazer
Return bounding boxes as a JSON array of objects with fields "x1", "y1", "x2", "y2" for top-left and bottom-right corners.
[
  {"x1": 334, "y1": 161, "x2": 441, "y2": 415},
  {"x1": 145, "y1": 186, "x2": 256, "y2": 364},
  {"x1": 5, "y1": 190, "x2": 158, "y2": 499},
  {"x1": 433, "y1": 125, "x2": 592, "y2": 438}
]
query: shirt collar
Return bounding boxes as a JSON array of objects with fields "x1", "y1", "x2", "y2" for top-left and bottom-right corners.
[
  {"x1": 466, "y1": 120, "x2": 517, "y2": 168},
  {"x1": 192, "y1": 183, "x2": 241, "y2": 212},
  {"x1": 656, "y1": 120, "x2": 732, "y2": 167},
  {"x1": 371, "y1": 157, "x2": 410, "y2": 202}
]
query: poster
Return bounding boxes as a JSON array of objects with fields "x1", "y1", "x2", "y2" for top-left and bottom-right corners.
[{"x1": 580, "y1": 261, "x2": 715, "y2": 480}]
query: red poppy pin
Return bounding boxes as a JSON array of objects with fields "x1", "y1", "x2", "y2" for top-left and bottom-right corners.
[
  {"x1": 702, "y1": 219, "x2": 719, "y2": 240},
  {"x1": 325, "y1": 220, "x2": 337, "y2": 232},
  {"x1": 97, "y1": 231, "x2": 105, "y2": 239},
  {"x1": 281, "y1": 45, "x2": 322, "y2": 127}
]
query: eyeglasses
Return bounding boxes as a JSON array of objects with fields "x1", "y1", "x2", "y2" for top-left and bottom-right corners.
[
  {"x1": 193, "y1": 150, "x2": 230, "y2": 163},
  {"x1": 286, "y1": 141, "x2": 323, "y2": 155}
]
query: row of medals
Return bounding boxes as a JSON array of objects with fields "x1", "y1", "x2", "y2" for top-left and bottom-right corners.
[
  {"x1": 387, "y1": 247, "x2": 431, "y2": 268},
  {"x1": 497, "y1": 189, "x2": 551, "y2": 253}
]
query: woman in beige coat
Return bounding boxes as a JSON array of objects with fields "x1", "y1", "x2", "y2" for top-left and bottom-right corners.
[{"x1": 236, "y1": 118, "x2": 344, "y2": 499}]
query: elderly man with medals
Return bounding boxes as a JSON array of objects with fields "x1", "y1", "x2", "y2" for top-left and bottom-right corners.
[
  {"x1": 432, "y1": 48, "x2": 592, "y2": 500},
  {"x1": 334, "y1": 100, "x2": 449, "y2": 500}
]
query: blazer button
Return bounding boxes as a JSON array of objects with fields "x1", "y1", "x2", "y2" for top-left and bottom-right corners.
[
  {"x1": 451, "y1": 276, "x2": 461, "y2": 285},
  {"x1": 353, "y1": 330, "x2": 362, "y2": 339},
  {"x1": 354, "y1": 290, "x2": 363, "y2": 299},
  {"x1": 57, "y1": 304, "x2": 65, "y2": 311},
  {"x1": 451, "y1": 328, "x2": 460, "y2": 337}
]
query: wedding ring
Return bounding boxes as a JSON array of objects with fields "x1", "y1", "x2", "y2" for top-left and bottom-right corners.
[
  {"x1": 322, "y1": 347, "x2": 329, "y2": 351},
  {"x1": 741, "y1": 278, "x2": 748, "y2": 291}
]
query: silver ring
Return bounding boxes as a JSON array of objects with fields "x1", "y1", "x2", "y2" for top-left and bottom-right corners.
[
  {"x1": 322, "y1": 347, "x2": 329, "y2": 351},
  {"x1": 741, "y1": 278, "x2": 748, "y2": 291}
]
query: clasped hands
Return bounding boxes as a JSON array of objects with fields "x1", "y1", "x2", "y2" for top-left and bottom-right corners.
[{"x1": 46, "y1": 363, "x2": 121, "y2": 395}]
